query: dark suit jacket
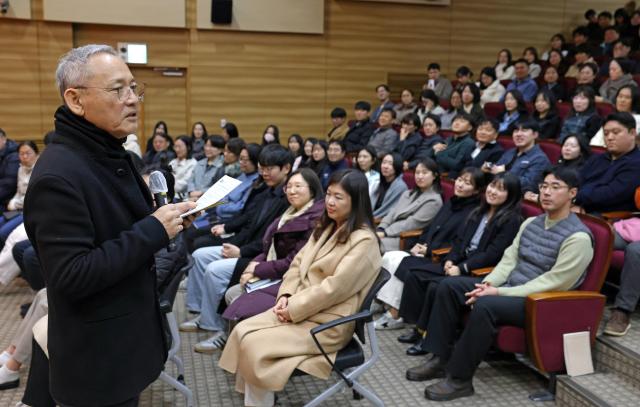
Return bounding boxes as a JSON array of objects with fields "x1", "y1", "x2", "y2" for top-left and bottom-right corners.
[
  {"x1": 24, "y1": 107, "x2": 169, "y2": 405},
  {"x1": 394, "y1": 132, "x2": 423, "y2": 162},
  {"x1": 460, "y1": 142, "x2": 504, "y2": 176},
  {"x1": 344, "y1": 119, "x2": 375, "y2": 153}
]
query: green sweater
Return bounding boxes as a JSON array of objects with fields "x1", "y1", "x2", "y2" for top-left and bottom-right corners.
[{"x1": 483, "y1": 216, "x2": 594, "y2": 297}]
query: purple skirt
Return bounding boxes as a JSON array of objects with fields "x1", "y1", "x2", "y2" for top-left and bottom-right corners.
[{"x1": 222, "y1": 283, "x2": 281, "y2": 321}]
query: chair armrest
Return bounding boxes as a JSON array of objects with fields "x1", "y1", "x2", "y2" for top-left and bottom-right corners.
[
  {"x1": 310, "y1": 310, "x2": 372, "y2": 336},
  {"x1": 399, "y1": 229, "x2": 422, "y2": 250},
  {"x1": 525, "y1": 291, "x2": 606, "y2": 373},
  {"x1": 601, "y1": 211, "x2": 634, "y2": 223},
  {"x1": 471, "y1": 267, "x2": 493, "y2": 277},
  {"x1": 159, "y1": 300, "x2": 172, "y2": 314},
  {"x1": 430, "y1": 247, "x2": 452, "y2": 263}
]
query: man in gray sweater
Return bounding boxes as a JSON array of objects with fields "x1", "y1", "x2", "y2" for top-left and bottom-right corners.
[
  {"x1": 406, "y1": 166, "x2": 594, "y2": 401},
  {"x1": 367, "y1": 108, "x2": 399, "y2": 158}
]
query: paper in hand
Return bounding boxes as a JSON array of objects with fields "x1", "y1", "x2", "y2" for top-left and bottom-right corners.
[{"x1": 181, "y1": 175, "x2": 243, "y2": 218}]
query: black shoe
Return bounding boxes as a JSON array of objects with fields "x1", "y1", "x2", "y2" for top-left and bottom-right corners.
[
  {"x1": 406, "y1": 341, "x2": 428, "y2": 356},
  {"x1": 406, "y1": 354, "x2": 445, "y2": 381},
  {"x1": 398, "y1": 329, "x2": 420, "y2": 344},
  {"x1": 0, "y1": 377, "x2": 19, "y2": 390},
  {"x1": 424, "y1": 377, "x2": 474, "y2": 401}
]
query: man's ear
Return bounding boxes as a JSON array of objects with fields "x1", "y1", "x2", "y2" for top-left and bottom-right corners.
[
  {"x1": 63, "y1": 88, "x2": 85, "y2": 116},
  {"x1": 569, "y1": 186, "x2": 578, "y2": 201}
]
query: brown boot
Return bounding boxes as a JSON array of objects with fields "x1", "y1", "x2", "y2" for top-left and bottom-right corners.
[
  {"x1": 604, "y1": 309, "x2": 631, "y2": 337},
  {"x1": 406, "y1": 354, "x2": 445, "y2": 381}
]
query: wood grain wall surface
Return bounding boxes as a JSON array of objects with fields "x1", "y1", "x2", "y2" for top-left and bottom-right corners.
[{"x1": 0, "y1": 0, "x2": 627, "y2": 144}]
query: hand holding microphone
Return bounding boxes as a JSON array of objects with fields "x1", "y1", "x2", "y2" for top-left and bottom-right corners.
[{"x1": 149, "y1": 171, "x2": 196, "y2": 243}]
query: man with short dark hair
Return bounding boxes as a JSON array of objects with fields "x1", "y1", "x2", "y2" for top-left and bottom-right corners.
[
  {"x1": 424, "y1": 62, "x2": 453, "y2": 100},
  {"x1": 368, "y1": 108, "x2": 399, "y2": 158},
  {"x1": 371, "y1": 84, "x2": 395, "y2": 123},
  {"x1": 566, "y1": 44, "x2": 596, "y2": 78},
  {"x1": 0, "y1": 128, "x2": 19, "y2": 207},
  {"x1": 407, "y1": 167, "x2": 594, "y2": 402},
  {"x1": 503, "y1": 59, "x2": 538, "y2": 102},
  {"x1": 600, "y1": 39, "x2": 636, "y2": 75},
  {"x1": 575, "y1": 112, "x2": 640, "y2": 213},
  {"x1": 490, "y1": 120, "x2": 550, "y2": 193},
  {"x1": 327, "y1": 107, "x2": 349, "y2": 141},
  {"x1": 601, "y1": 26, "x2": 620, "y2": 56},
  {"x1": 344, "y1": 100, "x2": 375, "y2": 153}
]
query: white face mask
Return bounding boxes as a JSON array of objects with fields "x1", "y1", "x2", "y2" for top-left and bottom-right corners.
[{"x1": 264, "y1": 133, "x2": 275, "y2": 143}]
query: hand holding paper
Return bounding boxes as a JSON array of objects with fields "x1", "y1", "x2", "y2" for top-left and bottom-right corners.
[{"x1": 181, "y1": 175, "x2": 243, "y2": 218}]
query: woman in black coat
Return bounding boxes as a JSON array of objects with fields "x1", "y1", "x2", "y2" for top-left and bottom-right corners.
[
  {"x1": 460, "y1": 118, "x2": 504, "y2": 176},
  {"x1": 374, "y1": 167, "x2": 486, "y2": 330},
  {"x1": 396, "y1": 173, "x2": 523, "y2": 352},
  {"x1": 532, "y1": 89, "x2": 562, "y2": 140},
  {"x1": 394, "y1": 113, "x2": 423, "y2": 164}
]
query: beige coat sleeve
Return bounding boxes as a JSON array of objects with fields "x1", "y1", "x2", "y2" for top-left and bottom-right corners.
[{"x1": 287, "y1": 234, "x2": 381, "y2": 323}]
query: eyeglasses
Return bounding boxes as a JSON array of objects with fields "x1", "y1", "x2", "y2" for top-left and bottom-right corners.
[
  {"x1": 538, "y1": 183, "x2": 570, "y2": 192},
  {"x1": 75, "y1": 82, "x2": 145, "y2": 102},
  {"x1": 284, "y1": 184, "x2": 308, "y2": 193}
]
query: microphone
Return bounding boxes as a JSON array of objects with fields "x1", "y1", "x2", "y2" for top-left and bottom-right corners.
[{"x1": 149, "y1": 171, "x2": 176, "y2": 251}]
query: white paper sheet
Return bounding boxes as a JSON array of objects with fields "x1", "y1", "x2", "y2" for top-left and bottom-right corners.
[{"x1": 181, "y1": 175, "x2": 243, "y2": 218}]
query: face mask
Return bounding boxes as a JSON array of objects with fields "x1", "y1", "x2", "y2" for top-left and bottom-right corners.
[{"x1": 264, "y1": 133, "x2": 275, "y2": 143}]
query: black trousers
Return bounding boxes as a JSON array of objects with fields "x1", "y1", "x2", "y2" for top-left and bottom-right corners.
[
  {"x1": 22, "y1": 339, "x2": 55, "y2": 407},
  {"x1": 60, "y1": 397, "x2": 139, "y2": 407},
  {"x1": 398, "y1": 268, "x2": 446, "y2": 329},
  {"x1": 423, "y1": 277, "x2": 526, "y2": 380}
]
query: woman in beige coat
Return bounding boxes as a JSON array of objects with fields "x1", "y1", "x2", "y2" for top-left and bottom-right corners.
[
  {"x1": 219, "y1": 169, "x2": 383, "y2": 406},
  {"x1": 377, "y1": 158, "x2": 443, "y2": 252}
]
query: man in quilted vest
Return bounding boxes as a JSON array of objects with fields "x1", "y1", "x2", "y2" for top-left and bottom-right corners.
[{"x1": 406, "y1": 166, "x2": 594, "y2": 401}]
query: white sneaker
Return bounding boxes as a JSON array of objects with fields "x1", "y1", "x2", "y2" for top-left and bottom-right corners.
[
  {"x1": 374, "y1": 311, "x2": 405, "y2": 330},
  {"x1": 0, "y1": 351, "x2": 10, "y2": 367},
  {"x1": 179, "y1": 316, "x2": 202, "y2": 332},
  {"x1": 193, "y1": 332, "x2": 228, "y2": 354},
  {"x1": 0, "y1": 365, "x2": 19, "y2": 390},
  {"x1": 178, "y1": 277, "x2": 188, "y2": 291}
]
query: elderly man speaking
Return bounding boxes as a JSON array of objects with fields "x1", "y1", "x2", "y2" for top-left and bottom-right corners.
[{"x1": 24, "y1": 45, "x2": 195, "y2": 406}]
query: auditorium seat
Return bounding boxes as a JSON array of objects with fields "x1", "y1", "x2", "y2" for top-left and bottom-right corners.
[
  {"x1": 595, "y1": 102, "x2": 614, "y2": 118},
  {"x1": 291, "y1": 268, "x2": 390, "y2": 407},
  {"x1": 483, "y1": 102, "x2": 502, "y2": 119},
  {"x1": 500, "y1": 80, "x2": 511, "y2": 88},
  {"x1": 634, "y1": 74, "x2": 640, "y2": 87},
  {"x1": 538, "y1": 140, "x2": 562, "y2": 163},
  {"x1": 402, "y1": 171, "x2": 416, "y2": 189},
  {"x1": 562, "y1": 78, "x2": 577, "y2": 98},
  {"x1": 472, "y1": 213, "x2": 613, "y2": 399},
  {"x1": 556, "y1": 102, "x2": 572, "y2": 120},
  {"x1": 497, "y1": 135, "x2": 515, "y2": 151}
]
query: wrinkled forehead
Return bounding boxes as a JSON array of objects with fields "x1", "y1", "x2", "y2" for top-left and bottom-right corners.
[{"x1": 85, "y1": 53, "x2": 134, "y2": 85}]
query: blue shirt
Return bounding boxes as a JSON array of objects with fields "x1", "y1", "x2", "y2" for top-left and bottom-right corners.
[
  {"x1": 576, "y1": 147, "x2": 640, "y2": 213},
  {"x1": 496, "y1": 144, "x2": 550, "y2": 192},
  {"x1": 215, "y1": 172, "x2": 259, "y2": 221},
  {"x1": 504, "y1": 76, "x2": 538, "y2": 102}
]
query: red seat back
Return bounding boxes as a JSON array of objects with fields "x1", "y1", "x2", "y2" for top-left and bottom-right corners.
[
  {"x1": 591, "y1": 146, "x2": 607, "y2": 155},
  {"x1": 402, "y1": 170, "x2": 416, "y2": 189},
  {"x1": 500, "y1": 79, "x2": 511, "y2": 88},
  {"x1": 556, "y1": 102, "x2": 572, "y2": 120},
  {"x1": 521, "y1": 201, "x2": 544, "y2": 219},
  {"x1": 595, "y1": 102, "x2": 614, "y2": 118},
  {"x1": 562, "y1": 78, "x2": 577, "y2": 99},
  {"x1": 537, "y1": 140, "x2": 562, "y2": 163},
  {"x1": 633, "y1": 74, "x2": 640, "y2": 87},
  {"x1": 483, "y1": 102, "x2": 503, "y2": 119},
  {"x1": 497, "y1": 135, "x2": 515, "y2": 150},
  {"x1": 576, "y1": 213, "x2": 614, "y2": 292},
  {"x1": 441, "y1": 178, "x2": 455, "y2": 202}
]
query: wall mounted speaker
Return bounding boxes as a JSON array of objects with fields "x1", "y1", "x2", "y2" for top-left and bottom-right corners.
[{"x1": 211, "y1": 0, "x2": 232, "y2": 24}]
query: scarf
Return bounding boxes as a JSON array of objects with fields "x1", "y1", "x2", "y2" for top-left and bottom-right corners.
[{"x1": 266, "y1": 199, "x2": 315, "y2": 261}]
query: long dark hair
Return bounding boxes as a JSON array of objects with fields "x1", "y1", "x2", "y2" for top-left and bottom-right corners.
[
  {"x1": 313, "y1": 169, "x2": 376, "y2": 244},
  {"x1": 287, "y1": 167, "x2": 324, "y2": 203},
  {"x1": 190, "y1": 121, "x2": 208, "y2": 140},
  {"x1": 413, "y1": 158, "x2": 441, "y2": 194},
  {"x1": 288, "y1": 133, "x2": 304, "y2": 158},
  {"x1": 375, "y1": 152, "x2": 403, "y2": 210},
  {"x1": 262, "y1": 124, "x2": 280, "y2": 145},
  {"x1": 470, "y1": 172, "x2": 522, "y2": 228},
  {"x1": 533, "y1": 88, "x2": 558, "y2": 118},
  {"x1": 615, "y1": 84, "x2": 640, "y2": 113},
  {"x1": 174, "y1": 135, "x2": 193, "y2": 159},
  {"x1": 503, "y1": 89, "x2": 528, "y2": 115}
]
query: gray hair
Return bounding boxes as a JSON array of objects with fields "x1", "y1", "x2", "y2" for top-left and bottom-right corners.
[{"x1": 55, "y1": 44, "x2": 118, "y2": 99}]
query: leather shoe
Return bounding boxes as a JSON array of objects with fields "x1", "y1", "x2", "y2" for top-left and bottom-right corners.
[
  {"x1": 406, "y1": 341, "x2": 428, "y2": 356},
  {"x1": 405, "y1": 354, "x2": 445, "y2": 381},
  {"x1": 424, "y1": 377, "x2": 474, "y2": 401},
  {"x1": 397, "y1": 329, "x2": 420, "y2": 344}
]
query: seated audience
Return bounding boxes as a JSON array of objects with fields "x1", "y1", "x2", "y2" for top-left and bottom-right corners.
[
  {"x1": 440, "y1": 90, "x2": 462, "y2": 130},
  {"x1": 374, "y1": 168, "x2": 485, "y2": 330},
  {"x1": 169, "y1": 135, "x2": 197, "y2": 200},
  {"x1": 222, "y1": 122, "x2": 239, "y2": 141},
  {"x1": 223, "y1": 137, "x2": 244, "y2": 178},
  {"x1": 319, "y1": 140, "x2": 349, "y2": 190},
  {"x1": 523, "y1": 47, "x2": 542, "y2": 79},
  {"x1": 394, "y1": 113, "x2": 423, "y2": 164},
  {"x1": 6, "y1": 141, "x2": 38, "y2": 215},
  {"x1": 495, "y1": 49, "x2": 515, "y2": 80},
  {"x1": 503, "y1": 59, "x2": 538, "y2": 102},
  {"x1": 218, "y1": 169, "x2": 382, "y2": 407},
  {"x1": 142, "y1": 132, "x2": 176, "y2": 172},
  {"x1": 327, "y1": 107, "x2": 349, "y2": 142},
  {"x1": 600, "y1": 39, "x2": 636, "y2": 76},
  {"x1": 497, "y1": 90, "x2": 529, "y2": 136},
  {"x1": 423, "y1": 62, "x2": 453, "y2": 100},
  {"x1": 604, "y1": 217, "x2": 640, "y2": 336},
  {"x1": 591, "y1": 85, "x2": 640, "y2": 146},
  {"x1": 462, "y1": 118, "x2": 504, "y2": 171},
  {"x1": 181, "y1": 145, "x2": 293, "y2": 343},
  {"x1": 575, "y1": 112, "x2": 640, "y2": 213},
  {"x1": 261, "y1": 124, "x2": 280, "y2": 146},
  {"x1": 416, "y1": 89, "x2": 446, "y2": 124},
  {"x1": 221, "y1": 169, "x2": 325, "y2": 324},
  {"x1": 600, "y1": 26, "x2": 620, "y2": 56},
  {"x1": 187, "y1": 135, "x2": 226, "y2": 201},
  {"x1": 373, "y1": 153, "x2": 408, "y2": 219},
  {"x1": 377, "y1": 158, "x2": 443, "y2": 252},
  {"x1": 565, "y1": 45, "x2": 596, "y2": 78},
  {"x1": 576, "y1": 62, "x2": 600, "y2": 95},
  {"x1": 398, "y1": 173, "x2": 522, "y2": 354},
  {"x1": 355, "y1": 145, "x2": 380, "y2": 206},
  {"x1": 368, "y1": 108, "x2": 399, "y2": 158},
  {"x1": 187, "y1": 169, "x2": 324, "y2": 352},
  {"x1": 288, "y1": 134, "x2": 304, "y2": 170},
  {"x1": 541, "y1": 33, "x2": 569, "y2": 60},
  {"x1": 145, "y1": 120, "x2": 168, "y2": 153},
  {"x1": 546, "y1": 49, "x2": 568, "y2": 77},
  {"x1": 478, "y1": 67, "x2": 506, "y2": 106},
  {"x1": 394, "y1": 89, "x2": 418, "y2": 123},
  {"x1": 409, "y1": 167, "x2": 594, "y2": 401},
  {"x1": 558, "y1": 86, "x2": 603, "y2": 144},
  {"x1": 460, "y1": 83, "x2": 485, "y2": 125},
  {"x1": 454, "y1": 66, "x2": 474, "y2": 93},
  {"x1": 309, "y1": 140, "x2": 329, "y2": 176},
  {"x1": 434, "y1": 113, "x2": 476, "y2": 175},
  {"x1": 490, "y1": 120, "x2": 551, "y2": 193},
  {"x1": 190, "y1": 121, "x2": 208, "y2": 160},
  {"x1": 371, "y1": 84, "x2": 395, "y2": 123},
  {"x1": 532, "y1": 89, "x2": 562, "y2": 139},
  {"x1": 344, "y1": 101, "x2": 375, "y2": 153},
  {"x1": 298, "y1": 137, "x2": 318, "y2": 169},
  {"x1": 599, "y1": 58, "x2": 638, "y2": 103},
  {"x1": 541, "y1": 65, "x2": 567, "y2": 103},
  {"x1": 407, "y1": 114, "x2": 444, "y2": 170}
]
